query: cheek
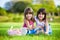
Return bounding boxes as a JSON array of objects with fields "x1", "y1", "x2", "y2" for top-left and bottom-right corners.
[
  {"x1": 38, "y1": 15, "x2": 40, "y2": 18},
  {"x1": 31, "y1": 15, "x2": 33, "y2": 17},
  {"x1": 26, "y1": 15, "x2": 29, "y2": 19},
  {"x1": 42, "y1": 15, "x2": 45, "y2": 18}
]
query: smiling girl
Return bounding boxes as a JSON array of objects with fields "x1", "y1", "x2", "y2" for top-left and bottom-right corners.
[
  {"x1": 35, "y1": 8, "x2": 52, "y2": 35},
  {"x1": 23, "y1": 7, "x2": 35, "y2": 34}
]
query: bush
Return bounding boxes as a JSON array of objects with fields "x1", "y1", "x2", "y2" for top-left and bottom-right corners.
[
  {"x1": 0, "y1": 13, "x2": 24, "y2": 22},
  {"x1": 13, "y1": 17, "x2": 23, "y2": 22},
  {"x1": 0, "y1": 16, "x2": 9, "y2": 22},
  {"x1": 54, "y1": 12, "x2": 58, "y2": 16},
  {"x1": 7, "y1": 14, "x2": 24, "y2": 22},
  {"x1": 0, "y1": 7, "x2": 7, "y2": 16}
]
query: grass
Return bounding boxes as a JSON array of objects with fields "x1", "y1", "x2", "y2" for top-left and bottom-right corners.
[{"x1": 0, "y1": 22, "x2": 60, "y2": 40}]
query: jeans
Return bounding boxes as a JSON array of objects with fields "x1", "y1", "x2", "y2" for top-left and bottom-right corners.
[
  {"x1": 27, "y1": 29, "x2": 36, "y2": 34},
  {"x1": 44, "y1": 24, "x2": 52, "y2": 35},
  {"x1": 27, "y1": 24, "x2": 52, "y2": 35}
]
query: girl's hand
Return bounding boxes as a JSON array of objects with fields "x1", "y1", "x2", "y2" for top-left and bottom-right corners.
[
  {"x1": 45, "y1": 32, "x2": 49, "y2": 35},
  {"x1": 38, "y1": 26, "x2": 43, "y2": 29},
  {"x1": 29, "y1": 25, "x2": 33, "y2": 30},
  {"x1": 45, "y1": 32, "x2": 48, "y2": 34},
  {"x1": 24, "y1": 19, "x2": 32, "y2": 30}
]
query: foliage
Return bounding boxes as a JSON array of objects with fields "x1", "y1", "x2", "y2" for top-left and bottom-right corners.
[
  {"x1": 0, "y1": 7, "x2": 7, "y2": 16},
  {"x1": 0, "y1": 14, "x2": 24, "y2": 22},
  {"x1": 12, "y1": 1, "x2": 30, "y2": 13}
]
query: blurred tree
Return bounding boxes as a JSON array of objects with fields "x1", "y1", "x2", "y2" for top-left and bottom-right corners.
[
  {"x1": 12, "y1": 0, "x2": 32, "y2": 3},
  {"x1": 57, "y1": 5, "x2": 60, "y2": 16},
  {"x1": 0, "y1": 7, "x2": 7, "y2": 16},
  {"x1": 42, "y1": 0, "x2": 55, "y2": 12},
  {"x1": 4, "y1": 1, "x2": 14, "y2": 11},
  {"x1": 29, "y1": 0, "x2": 56, "y2": 13},
  {"x1": 12, "y1": 1, "x2": 30, "y2": 13},
  {"x1": 37, "y1": 0, "x2": 56, "y2": 17}
]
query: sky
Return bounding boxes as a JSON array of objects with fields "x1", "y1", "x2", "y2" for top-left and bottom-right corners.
[
  {"x1": 54, "y1": 0, "x2": 60, "y2": 6},
  {"x1": 0, "y1": 0, "x2": 10, "y2": 8},
  {"x1": 0, "y1": 0, "x2": 60, "y2": 8}
]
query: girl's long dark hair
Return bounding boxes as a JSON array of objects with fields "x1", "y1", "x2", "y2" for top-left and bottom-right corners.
[{"x1": 37, "y1": 8, "x2": 46, "y2": 21}]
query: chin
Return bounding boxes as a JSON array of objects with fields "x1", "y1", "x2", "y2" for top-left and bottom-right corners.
[
  {"x1": 28, "y1": 18, "x2": 31, "y2": 20},
  {"x1": 39, "y1": 18, "x2": 43, "y2": 20}
]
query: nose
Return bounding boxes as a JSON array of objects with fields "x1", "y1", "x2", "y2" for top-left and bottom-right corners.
[
  {"x1": 27, "y1": 14, "x2": 30, "y2": 16},
  {"x1": 40, "y1": 14, "x2": 42, "y2": 16}
]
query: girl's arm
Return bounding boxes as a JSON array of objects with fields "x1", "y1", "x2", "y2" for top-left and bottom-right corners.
[
  {"x1": 24, "y1": 19, "x2": 33, "y2": 30},
  {"x1": 44, "y1": 19, "x2": 49, "y2": 34}
]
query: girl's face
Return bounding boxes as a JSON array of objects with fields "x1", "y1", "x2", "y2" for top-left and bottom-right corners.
[
  {"x1": 38, "y1": 12, "x2": 45, "y2": 20},
  {"x1": 26, "y1": 13, "x2": 32, "y2": 20}
]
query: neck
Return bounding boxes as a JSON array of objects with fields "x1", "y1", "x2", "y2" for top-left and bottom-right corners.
[
  {"x1": 27, "y1": 19, "x2": 31, "y2": 21},
  {"x1": 39, "y1": 19, "x2": 43, "y2": 22}
]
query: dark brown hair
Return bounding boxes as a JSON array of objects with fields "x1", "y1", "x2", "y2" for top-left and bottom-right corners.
[
  {"x1": 24, "y1": 7, "x2": 34, "y2": 22},
  {"x1": 37, "y1": 8, "x2": 46, "y2": 21}
]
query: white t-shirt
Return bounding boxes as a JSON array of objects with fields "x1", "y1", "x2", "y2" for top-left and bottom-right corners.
[{"x1": 34, "y1": 16, "x2": 45, "y2": 27}]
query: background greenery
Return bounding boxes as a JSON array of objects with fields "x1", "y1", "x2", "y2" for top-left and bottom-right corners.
[{"x1": 0, "y1": 0, "x2": 60, "y2": 22}]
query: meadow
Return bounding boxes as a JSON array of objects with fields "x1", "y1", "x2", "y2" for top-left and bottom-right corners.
[
  {"x1": 0, "y1": 16, "x2": 60, "y2": 40},
  {"x1": 0, "y1": 22, "x2": 60, "y2": 40}
]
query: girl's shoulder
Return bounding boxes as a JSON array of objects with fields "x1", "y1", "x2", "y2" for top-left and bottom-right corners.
[{"x1": 34, "y1": 16, "x2": 38, "y2": 21}]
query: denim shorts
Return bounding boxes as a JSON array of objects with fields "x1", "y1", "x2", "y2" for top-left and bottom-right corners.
[
  {"x1": 27, "y1": 24, "x2": 52, "y2": 35},
  {"x1": 27, "y1": 29, "x2": 36, "y2": 34}
]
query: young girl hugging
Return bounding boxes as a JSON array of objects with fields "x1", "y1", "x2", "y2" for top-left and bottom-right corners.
[
  {"x1": 23, "y1": 7, "x2": 35, "y2": 34},
  {"x1": 35, "y1": 8, "x2": 52, "y2": 35}
]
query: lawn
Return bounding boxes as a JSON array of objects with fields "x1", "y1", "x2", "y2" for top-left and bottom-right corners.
[{"x1": 0, "y1": 22, "x2": 60, "y2": 40}]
